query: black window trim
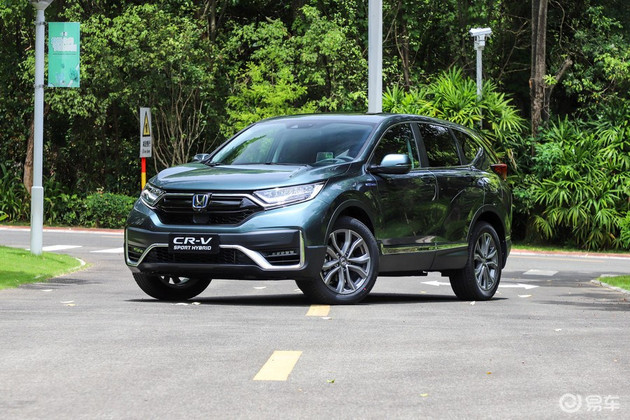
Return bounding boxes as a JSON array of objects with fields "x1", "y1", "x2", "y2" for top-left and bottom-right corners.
[
  {"x1": 367, "y1": 121, "x2": 426, "y2": 172},
  {"x1": 451, "y1": 128, "x2": 484, "y2": 167},
  {"x1": 416, "y1": 122, "x2": 467, "y2": 169}
]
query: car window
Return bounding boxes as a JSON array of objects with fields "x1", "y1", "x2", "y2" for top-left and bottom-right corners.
[
  {"x1": 418, "y1": 123, "x2": 461, "y2": 167},
  {"x1": 212, "y1": 121, "x2": 374, "y2": 166},
  {"x1": 371, "y1": 123, "x2": 420, "y2": 169},
  {"x1": 452, "y1": 130, "x2": 481, "y2": 164}
]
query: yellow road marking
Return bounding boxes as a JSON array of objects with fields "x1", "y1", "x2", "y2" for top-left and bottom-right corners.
[
  {"x1": 306, "y1": 305, "x2": 330, "y2": 317},
  {"x1": 253, "y1": 351, "x2": 302, "y2": 381}
]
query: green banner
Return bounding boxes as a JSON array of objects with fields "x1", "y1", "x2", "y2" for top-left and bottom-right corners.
[{"x1": 48, "y1": 22, "x2": 80, "y2": 88}]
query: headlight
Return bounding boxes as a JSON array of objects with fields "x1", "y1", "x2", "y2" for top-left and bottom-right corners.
[
  {"x1": 254, "y1": 183, "x2": 324, "y2": 207},
  {"x1": 140, "y1": 184, "x2": 165, "y2": 208}
]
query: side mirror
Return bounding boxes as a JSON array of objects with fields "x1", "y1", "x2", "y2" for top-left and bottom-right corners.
[
  {"x1": 192, "y1": 153, "x2": 211, "y2": 163},
  {"x1": 369, "y1": 154, "x2": 412, "y2": 174}
]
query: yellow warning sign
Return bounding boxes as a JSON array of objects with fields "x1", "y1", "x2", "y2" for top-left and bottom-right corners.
[
  {"x1": 143, "y1": 114, "x2": 151, "y2": 136},
  {"x1": 139, "y1": 107, "x2": 152, "y2": 158}
]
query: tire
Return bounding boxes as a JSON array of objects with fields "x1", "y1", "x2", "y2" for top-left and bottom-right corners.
[
  {"x1": 296, "y1": 216, "x2": 379, "y2": 304},
  {"x1": 449, "y1": 222, "x2": 502, "y2": 301},
  {"x1": 133, "y1": 273, "x2": 211, "y2": 301}
]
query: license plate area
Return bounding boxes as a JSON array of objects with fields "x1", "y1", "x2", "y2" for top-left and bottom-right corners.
[{"x1": 168, "y1": 234, "x2": 220, "y2": 254}]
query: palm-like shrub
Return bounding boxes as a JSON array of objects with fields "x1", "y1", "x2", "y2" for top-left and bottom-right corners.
[
  {"x1": 0, "y1": 163, "x2": 30, "y2": 222},
  {"x1": 383, "y1": 67, "x2": 525, "y2": 164},
  {"x1": 529, "y1": 117, "x2": 629, "y2": 250}
]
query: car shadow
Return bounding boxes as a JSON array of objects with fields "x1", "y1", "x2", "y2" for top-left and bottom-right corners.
[{"x1": 127, "y1": 292, "x2": 506, "y2": 307}]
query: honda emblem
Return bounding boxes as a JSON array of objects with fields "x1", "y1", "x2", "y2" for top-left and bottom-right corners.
[{"x1": 192, "y1": 193, "x2": 210, "y2": 210}]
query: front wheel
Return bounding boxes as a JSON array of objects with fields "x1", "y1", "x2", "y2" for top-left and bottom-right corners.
[
  {"x1": 296, "y1": 217, "x2": 379, "y2": 304},
  {"x1": 133, "y1": 273, "x2": 211, "y2": 301},
  {"x1": 449, "y1": 222, "x2": 502, "y2": 301}
]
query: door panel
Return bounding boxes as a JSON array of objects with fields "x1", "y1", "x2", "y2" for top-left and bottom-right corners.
[{"x1": 370, "y1": 123, "x2": 438, "y2": 270}]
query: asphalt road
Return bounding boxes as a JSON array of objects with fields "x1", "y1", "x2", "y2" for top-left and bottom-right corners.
[{"x1": 1, "y1": 227, "x2": 629, "y2": 419}]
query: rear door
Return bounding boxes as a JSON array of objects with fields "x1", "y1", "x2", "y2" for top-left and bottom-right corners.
[{"x1": 416, "y1": 122, "x2": 485, "y2": 267}]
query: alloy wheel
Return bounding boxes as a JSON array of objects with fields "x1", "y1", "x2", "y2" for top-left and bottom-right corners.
[
  {"x1": 473, "y1": 232, "x2": 499, "y2": 291},
  {"x1": 321, "y1": 228, "x2": 372, "y2": 295}
]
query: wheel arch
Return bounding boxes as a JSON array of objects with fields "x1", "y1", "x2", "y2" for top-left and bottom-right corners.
[
  {"x1": 471, "y1": 207, "x2": 508, "y2": 268},
  {"x1": 328, "y1": 202, "x2": 375, "y2": 236}
]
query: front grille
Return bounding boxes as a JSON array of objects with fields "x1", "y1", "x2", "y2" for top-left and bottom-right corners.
[
  {"x1": 155, "y1": 193, "x2": 262, "y2": 226},
  {"x1": 143, "y1": 247, "x2": 255, "y2": 265}
]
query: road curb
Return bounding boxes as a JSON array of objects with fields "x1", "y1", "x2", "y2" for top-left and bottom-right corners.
[
  {"x1": 590, "y1": 279, "x2": 630, "y2": 295},
  {"x1": 0, "y1": 225, "x2": 123, "y2": 235},
  {"x1": 512, "y1": 249, "x2": 630, "y2": 260}
]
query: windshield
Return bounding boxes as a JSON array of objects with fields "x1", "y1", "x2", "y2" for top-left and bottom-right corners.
[{"x1": 211, "y1": 119, "x2": 375, "y2": 166}]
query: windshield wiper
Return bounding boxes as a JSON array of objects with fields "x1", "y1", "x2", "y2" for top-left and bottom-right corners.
[{"x1": 264, "y1": 162, "x2": 310, "y2": 166}]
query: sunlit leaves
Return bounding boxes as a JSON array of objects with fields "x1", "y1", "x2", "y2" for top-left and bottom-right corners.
[{"x1": 528, "y1": 118, "x2": 629, "y2": 250}]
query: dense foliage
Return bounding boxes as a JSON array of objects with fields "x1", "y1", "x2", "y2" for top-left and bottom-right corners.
[
  {"x1": 0, "y1": 0, "x2": 628, "y2": 249},
  {"x1": 516, "y1": 114, "x2": 630, "y2": 250}
]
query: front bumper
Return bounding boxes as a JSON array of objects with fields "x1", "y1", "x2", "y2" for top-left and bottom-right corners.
[{"x1": 125, "y1": 227, "x2": 326, "y2": 280}]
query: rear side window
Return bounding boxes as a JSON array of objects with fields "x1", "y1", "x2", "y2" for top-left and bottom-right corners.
[
  {"x1": 418, "y1": 123, "x2": 460, "y2": 167},
  {"x1": 372, "y1": 123, "x2": 421, "y2": 169},
  {"x1": 453, "y1": 130, "x2": 481, "y2": 164}
]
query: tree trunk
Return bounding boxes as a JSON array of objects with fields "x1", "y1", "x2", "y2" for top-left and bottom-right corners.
[
  {"x1": 543, "y1": 57, "x2": 573, "y2": 122},
  {"x1": 530, "y1": 0, "x2": 548, "y2": 138},
  {"x1": 23, "y1": 104, "x2": 50, "y2": 194},
  {"x1": 209, "y1": 0, "x2": 217, "y2": 42},
  {"x1": 400, "y1": 20, "x2": 411, "y2": 88},
  {"x1": 23, "y1": 118, "x2": 34, "y2": 195},
  {"x1": 394, "y1": 1, "x2": 411, "y2": 88}
]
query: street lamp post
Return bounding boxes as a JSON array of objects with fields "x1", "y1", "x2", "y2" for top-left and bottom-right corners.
[
  {"x1": 30, "y1": 0, "x2": 53, "y2": 255},
  {"x1": 469, "y1": 27, "x2": 492, "y2": 101},
  {"x1": 368, "y1": 0, "x2": 382, "y2": 113}
]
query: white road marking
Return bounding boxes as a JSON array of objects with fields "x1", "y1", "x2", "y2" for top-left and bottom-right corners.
[
  {"x1": 523, "y1": 269, "x2": 558, "y2": 276},
  {"x1": 90, "y1": 247, "x2": 124, "y2": 254},
  {"x1": 41, "y1": 245, "x2": 82, "y2": 252},
  {"x1": 500, "y1": 283, "x2": 539, "y2": 290},
  {"x1": 422, "y1": 281, "x2": 539, "y2": 290},
  {"x1": 421, "y1": 280, "x2": 451, "y2": 286}
]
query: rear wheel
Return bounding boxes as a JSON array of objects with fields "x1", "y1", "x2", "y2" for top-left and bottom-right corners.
[
  {"x1": 449, "y1": 222, "x2": 502, "y2": 301},
  {"x1": 296, "y1": 216, "x2": 378, "y2": 304},
  {"x1": 133, "y1": 273, "x2": 211, "y2": 301}
]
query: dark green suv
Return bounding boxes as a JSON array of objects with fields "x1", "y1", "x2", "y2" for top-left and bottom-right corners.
[{"x1": 125, "y1": 114, "x2": 511, "y2": 304}]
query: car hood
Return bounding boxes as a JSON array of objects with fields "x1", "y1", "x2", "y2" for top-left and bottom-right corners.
[{"x1": 150, "y1": 163, "x2": 351, "y2": 191}]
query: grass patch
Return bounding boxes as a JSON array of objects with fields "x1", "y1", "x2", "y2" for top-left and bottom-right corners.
[
  {"x1": 0, "y1": 246, "x2": 85, "y2": 290},
  {"x1": 600, "y1": 276, "x2": 630, "y2": 292}
]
